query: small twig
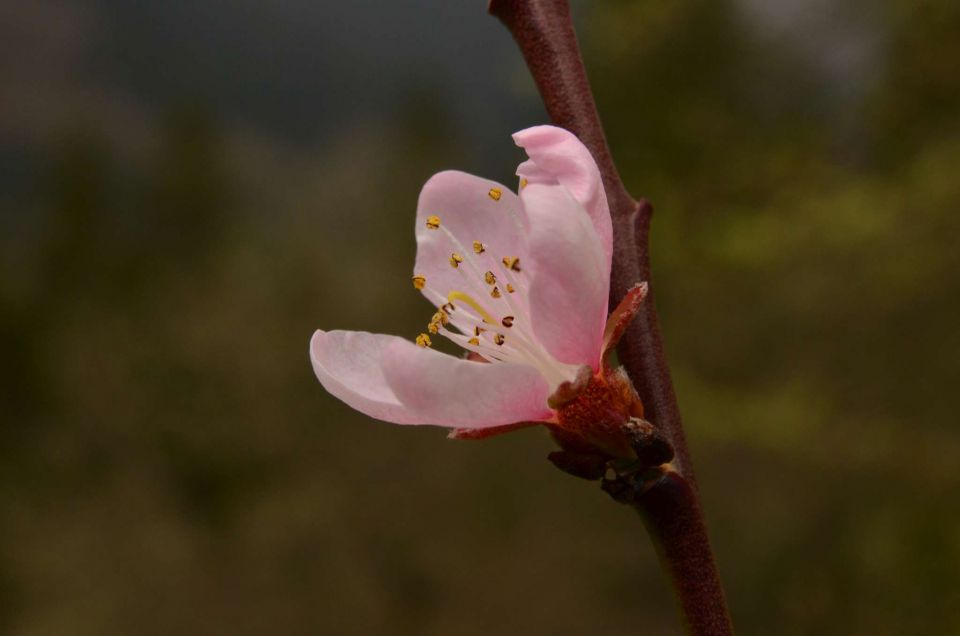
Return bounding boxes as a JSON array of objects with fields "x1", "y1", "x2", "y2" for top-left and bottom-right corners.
[{"x1": 489, "y1": 1, "x2": 733, "y2": 633}]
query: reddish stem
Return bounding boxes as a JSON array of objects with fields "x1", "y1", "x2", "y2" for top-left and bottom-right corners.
[{"x1": 489, "y1": 1, "x2": 733, "y2": 633}]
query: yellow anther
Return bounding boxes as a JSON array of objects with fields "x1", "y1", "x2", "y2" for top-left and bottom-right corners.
[
  {"x1": 473, "y1": 240, "x2": 485, "y2": 254},
  {"x1": 412, "y1": 275, "x2": 426, "y2": 290},
  {"x1": 416, "y1": 333, "x2": 432, "y2": 348},
  {"x1": 447, "y1": 291, "x2": 496, "y2": 324},
  {"x1": 427, "y1": 321, "x2": 439, "y2": 335},
  {"x1": 488, "y1": 187, "x2": 502, "y2": 201},
  {"x1": 425, "y1": 215, "x2": 441, "y2": 230},
  {"x1": 468, "y1": 337, "x2": 480, "y2": 346},
  {"x1": 449, "y1": 252, "x2": 463, "y2": 268},
  {"x1": 506, "y1": 284, "x2": 515, "y2": 293},
  {"x1": 520, "y1": 178, "x2": 529, "y2": 189},
  {"x1": 490, "y1": 286, "x2": 502, "y2": 299},
  {"x1": 484, "y1": 271, "x2": 496, "y2": 285},
  {"x1": 494, "y1": 333, "x2": 505, "y2": 346},
  {"x1": 502, "y1": 256, "x2": 521, "y2": 272},
  {"x1": 432, "y1": 311, "x2": 449, "y2": 326},
  {"x1": 501, "y1": 316, "x2": 514, "y2": 328}
]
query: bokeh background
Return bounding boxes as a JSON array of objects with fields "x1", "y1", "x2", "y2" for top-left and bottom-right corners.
[{"x1": 2, "y1": 0, "x2": 958, "y2": 633}]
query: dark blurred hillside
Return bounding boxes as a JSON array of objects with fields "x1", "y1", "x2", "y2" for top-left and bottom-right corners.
[{"x1": 1, "y1": 1, "x2": 958, "y2": 634}]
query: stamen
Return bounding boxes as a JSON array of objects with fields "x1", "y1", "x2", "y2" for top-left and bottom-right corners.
[
  {"x1": 423, "y1": 220, "x2": 580, "y2": 388},
  {"x1": 520, "y1": 178, "x2": 529, "y2": 189},
  {"x1": 441, "y1": 302, "x2": 456, "y2": 314},
  {"x1": 437, "y1": 309, "x2": 574, "y2": 386},
  {"x1": 416, "y1": 333, "x2": 432, "y2": 348},
  {"x1": 439, "y1": 325, "x2": 521, "y2": 365},
  {"x1": 488, "y1": 187, "x2": 502, "y2": 201},
  {"x1": 492, "y1": 256, "x2": 525, "y2": 300},
  {"x1": 412, "y1": 275, "x2": 426, "y2": 290},
  {"x1": 425, "y1": 215, "x2": 441, "y2": 230},
  {"x1": 427, "y1": 310, "x2": 447, "y2": 334},
  {"x1": 435, "y1": 225, "x2": 510, "y2": 314},
  {"x1": 447, "y1": 291, "x2": 496, "y2": 324}
]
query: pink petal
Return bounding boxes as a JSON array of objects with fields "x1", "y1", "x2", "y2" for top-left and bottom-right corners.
[
  {"x1": 414, "y1": 171, "x2": 529, "y2": 307},
  {"x1": 310, "y1": 330, "x2": 432, "y2": 425},
  {"x1": 523, "y1": 183, "x2": 609, "y2": 369},
  {"x1": 513, "y1": 125, "x2": 612, "y2": 272},
  {"x1": 381, "y1": 338, "x2": 554, "y2": 428}
]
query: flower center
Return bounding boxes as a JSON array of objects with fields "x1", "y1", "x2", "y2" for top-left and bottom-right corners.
[{"x1": 412, "y1": 213, "x2": 578, "y2": 388}]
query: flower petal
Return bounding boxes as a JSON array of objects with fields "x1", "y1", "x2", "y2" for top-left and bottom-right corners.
[
  {"x1": 414, "y1": 170, "x2": 529, "y2": 310},
  {"x1": 381, "y1": 338, "x2": 554, "y2": 428},
  {"x1": 310, "y1": 330, "x2": 431, "y2": 425},
  {"x1": 523, "y1": 183, "x2": 608, "y2": 369},
  {"x1": 513, "y1": 125, "x2": 612, "y2": 271}
]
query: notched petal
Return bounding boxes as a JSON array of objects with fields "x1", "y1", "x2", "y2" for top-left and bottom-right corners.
[{"x1": 513, "y1": 125, "x2": 612, "y2": 268}]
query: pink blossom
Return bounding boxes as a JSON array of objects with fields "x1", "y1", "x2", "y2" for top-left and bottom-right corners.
[{"x1": 310, "y1": 125, "x2": 646, "y2": 451}]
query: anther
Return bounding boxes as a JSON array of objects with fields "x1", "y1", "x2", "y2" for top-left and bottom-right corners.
[
  {"x1": 432, "y1": 311, "x2": 449, "y2": 326},
  {"x1": 506, "y1": 284, "x2": 515, "y2": 293},
  {"x1": 520, "y1": 178, "x2": 529, "y2": 189},
  {"x1": 468, "y1": 337, "x2": 480, "y2": 346},
  {"x1": 474, "y1": 326, "x2": 485, "y2": 336},
  {"x1": 501, "y1": 316, "x2": 514, "y2": 328},
  {"x1": 412, "y1": 275, "x2": 426, "y2": 290},
  {"x1": 494, "y1": 333, "x2": 505, "y2": 346},
  {"x1": 427, "y1": 321, "x2": 439, "y2": 335},
  {"x1": 441, "y1": 302, "x2": 456, "y2": 314},
  {"x1": 502, "y1": 256, "x2": 521, "y2": 272},
  {"x1": 449, "y1": 252, "x2": 464, "y2": 268},
  {"x1": 490, "y1": 286, "x2": 502, "y2": 299},
  {"x1": 416, "y1": 333, "x2": 432, "y2": 348},
  {"x1": 488, "y1": 188, "x2": 502, "y2": 201},
  {"x1": 473, "y1": 241, "x2": 485, "y2": 254},
  {"x1": 425, "y1": 215, "x2": 441, "y2": 230},
  {"x1": 484, "y1": 271, "x2": 496, "y2": 285}
]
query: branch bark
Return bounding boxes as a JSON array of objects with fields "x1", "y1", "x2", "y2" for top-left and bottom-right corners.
[{"x1": 489, "y1": 1, "x2": 733, "y2": 633}]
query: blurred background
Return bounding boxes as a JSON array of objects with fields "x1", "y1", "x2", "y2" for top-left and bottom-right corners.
[{"x1": 1, "y1": 0, "x2": 958, "y2": 633}]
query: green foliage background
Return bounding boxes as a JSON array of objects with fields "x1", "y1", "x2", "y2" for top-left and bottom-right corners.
[{"x1": 1, "y1": 1, "x2": 958, "y2": 633}]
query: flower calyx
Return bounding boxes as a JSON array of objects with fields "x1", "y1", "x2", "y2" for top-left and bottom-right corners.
[
  {"x1": 546, "y1": 365, "x2": 593, "y2": 409},
  {"x1": 548, "y1": 413, "x2": 675, "y2": 499}
]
